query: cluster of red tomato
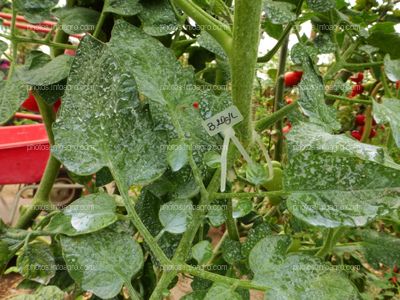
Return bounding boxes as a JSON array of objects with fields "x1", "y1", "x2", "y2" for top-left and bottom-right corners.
[
  {"x1": 350, "y1": 114, "x2": 377, "y2": 141},
  {"x1": 391, "y1": 265, "x2": 399, "y2": 285},
  {"x1": 349, "y1": 72, "x2": 364, "y2": 98}
]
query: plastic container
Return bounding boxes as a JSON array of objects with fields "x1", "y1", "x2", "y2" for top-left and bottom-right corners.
[{"x1": 0, "y1": 124, "x2": 50, "y2": 184}]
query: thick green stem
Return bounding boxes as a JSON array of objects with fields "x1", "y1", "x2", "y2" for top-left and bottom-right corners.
[
  {"x1": 7, "y1": 10, "x2": 18, "y2": 78},
  {"x1": 256, "y1": 101, "x2": 298, "y2": 132},
  {"x1": 15, "y1": 95, "x2": 60, "y2": 229},
  {"x1": 324, "y1": 93, "x2": 372, "y2": 105},
  {"x1": 225, "y1": 198, "x2": 240, "y2": 241},
  {"x1": 93, "y1": 0, "x2": 109, "y2": 38},
  {"x1": 273, "y1": 37, "x2": 289, "y2": 161},
  {"x1": 230, "y1": 0, "x2": 263, "y2": 147},
  {"x1": 315, "y1": 227, "x2": 346, "y2": 258},
  {"x1": 124, "y1": 282, "x2": 141, "y2": 300},
  {"x1": 51, "y1": 0, "x2": 76, "y2": 57},
  {"x1": 343, "y1": 61, "x2": 383, "y2": 70},
  {"x1": 324, "y1": 41, "x2": 360, "y2": 81},
  {"x1": 173, "y1": 0, "x2": 232, "y2": 56},
  {"x1": 214, "y1": 191, "x2": 289, "y2": 199},
  {"x1": 0, "y1": 33, "x2": 77, "y2": 50}
]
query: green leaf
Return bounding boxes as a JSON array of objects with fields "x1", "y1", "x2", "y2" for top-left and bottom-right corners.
[
  {"x1": 52, "y1": 7, "x2": 99, "y2": 34},
  {"x1": 203, "y1": 151, "x2": 221, "y2": 168},
  {"x1": 285, "y1": 123, "x2": 400, "y2": 227},
  {"x1": 159, "y1": 199, "x2": 193, "y2": 234},
  {"x1": 249, "y1": 235, "x2": 359, "y2": 299},
  {"x1": 263, "y1": 19, "x2": 283, "y2": 40},
  {"x1": 16, "y1": 55, "x2": 73, "y2": 86},
  {"x1": 63, "y1": 193, "x2": 118, "y2": 234},
  {"x1": 367, "y1": 31, "x2": 400, "y2": 60},
  {"x1": 10, "y1": 286, "x2": 64, "y2": 300},
  {"x1": 0, "y1": 40, "x2": 7, "y2": 56},
  {"x1": 17, "y1": 242, "x2": 56, "y2": 284},
  {"x1": 104, "y1": 0, "x2": 143, "y2": 16},
  {"x1": 44, "y1": 213, "x2": 80, "y2": 236},
  {"x1": 167, "y1": 139, "x2": 189, "y2": 172},
  {"x1": 241, "y1": 223, "x2": 272, "y2": 258},
  {"x1": 306, "y1": 0, "x2": 335, "y2": 12},
  {"x1": 191, "y1": 240, "x2": 213, "y2": 265},
  {"x1": 206, "y1": 204, "x2": 226, "y2": 227},
  {"x1": 291, "y1": 43, "x2": 340, "y2": 131},
  {"x1": 263, "y1": 0, "x2": 296, "y2": 24},
  {"x1": 52, "y1": 35, "x2": 168, "y2": 187},
  {"x1": 374, "y1": 98, "x2": 400, "y2": 147},
  {"x1": 60, "y1": 227, "x2": 143, "y2": 299},
  {"x1": 222, "y1": 238, "x2": 242, "y2": 264},
  {"x1": 197, "y1": 31, "x2": 228, "y2": 59},
  {"x1": 314, "y1": 34, "x2": 336, "y2": 54},
  {"x1": 355, "y1": 229, "x2": 400, "y2": 269},
  {"x1": 384, "y1": 54, "x2": 400, "y2": 82},
  {"x1": 0, "y1": 226, "x2": 25, "y2": 271},
  {"x1": 32, "y1": 79, "x2": 66, "y2": 105},
  {"x1": 245, "y1": 163, "x2": 268, "y2": 186},
  {"x1": 13, "y1": 0, "x2": 58, "y2": 23},
  {"x1": 204, "y1": 283, "x2": 242, "y2": 300},
  {"x1": 0, "y1": 77, "x2": 28, "y2": 124},
  {"x1": 232, "y1": 198, "x2": 253, "y2": 219},
  {"x1": 138, "y1": 0, "x2": 179, "y2": 36},
  {"x1": 108, "y1": 20, "x2": 221, "y2": 172}
]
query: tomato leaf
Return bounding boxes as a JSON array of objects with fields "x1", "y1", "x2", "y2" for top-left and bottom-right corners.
[
  {"x1": 10, "y1": 286, "x2": 64, "y2": 300},
  {"x1": 17, "y1": 242, "x2": 56, "y2": 284},
  {"x1": 204, "y1": 283, "x2": 242, "y2": 300},
  {"x1": 263, "y1": 0, "x2": 297, "y2": 24},
  {"x1": 52, "y1": 35, "x2": 168, "y2": 187},
  {"x1": 104, "y1": 0, "x2": 143, "y2": 16},
  {"x1": 52, "y1": 7, "x2": 99, "y2": 34},
  {"x1": 0, "y1": 77, "x2": 28, "y2": 124},
  {"x1": 306, "y1": 0, "x2": 335, "y2": 12},
  {"x1": 63, "y1": 193, "x2": 118, "y2": 234},
  {"x1": 249, "y1": 235, "x2": 359, "y2": 299},
  {"x1": 374, "y1": 98, "x2": 400, "y2": 147},
  {"x1": 191, "y1": 240, "x2": 213, "y2": 265},
  {"x1": 13, "y1": 0, "x2": 58, "y2": 23},
  {"x1": 60, "y1": 227, "x2": 143, "y2": 299},
  {"x1": 167, "y1": 139, "x2": 189, "y2": 172},
  {"x1": 159, "y1": 199, "x2": 193, "y2": 234},
  {"x1": 285, "y1": 123, "x2": 400, "y2": 227},
  {"x1": 384, "y1": 54, "x2": 400, "y2": 82}
]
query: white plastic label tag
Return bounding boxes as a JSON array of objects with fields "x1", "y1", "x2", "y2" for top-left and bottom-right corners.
[{"x1": 202, "y1": 106, "x2": 243, "y2": 136}]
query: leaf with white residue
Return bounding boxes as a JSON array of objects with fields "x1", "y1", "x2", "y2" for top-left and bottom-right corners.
[{"x1": 285, "y1": 123, "x2": 400, "y2": 227}]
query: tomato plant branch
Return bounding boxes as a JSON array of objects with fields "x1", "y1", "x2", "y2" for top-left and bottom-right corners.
[
  {"x1": 324, "y1": 93, "x2": 372, "y2": 105},
  {"x1": 172, "y1": 0, "x2": 232, "y2": 57},
  {"x1": 0, "y1": 32, "x2": 78, "y2": 50},
  {"x1": 230, "y1": 0, "x2": 263, "y2": 147},
  {"x1": 124, "y1": 281, "x2": 141, "y2": 300},
  {"x1": 7, "y1": 10, "x2": 18, "y2": 78},
  {"x1": 111, "y1": 171, "x2": 170, "y2": 266},
  {"x1": 342, "y1": 61, "x2": 383, "y2": 70},
  {"x1": 273, "y1": 36, "x2": 289, "y2": 161},
  {"x1": 178, "y1": 264, "x2": 268, "y2": 291},
  {"x1": 93, "y1": 0, "x2": 108, "y2": 38},
  {"x1": 256, "y1": 101, "x2": 298, "y2": 132},
  {"x1": 315, "y1": 227, "x2": 347, "y2": 258},
  {"x1": 258, "y1": 24, "x2": 293, "y2": 63},
  {"x1": 361, "y1": 105, "x2": 372, "y2": 142},
  {"x1": 51, "y1": 0, "x2": 76, "y2": 56},
  {"x1": 15, "y1": 93, "x2": 61, "y2": 229},
  {"x1": 214, "y1": 190, "x2": 289, "y2": 199}
]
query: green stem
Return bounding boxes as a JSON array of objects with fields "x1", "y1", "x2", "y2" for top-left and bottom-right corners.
[
  {"x1": 15, "y1": 156, "x2": 61, "y2": 229},
  {"x1": 178, "y1": 264, "x2": 268, "y2": 291},
  {"x1": 258, "y1": 24, "x2": 293, "y2": 63},
  {"x1": 315, "y1": 227, "x2": 346, "y2": 258},
  {"x1": 51, "y1": 0, "x2": 75, "y2": 57},
  {"x1": 381, "y1": 69, "x2": 393, "y2": 98},
  {"x1": 273, "y1": 36, "x2": 289, "y2": 161},
  {"x1": 324, "y1": 41, "x2": 360, "y2": 81},
  {"x1": 15, "y1": 94, "x2": 60, "y2": 229},
  {"x1": 361, "y1": 105, "x2": 372, "y2": 142},
  {"x1": 225, "y1": 198, "x2": 239, "y2": 241},
  {"x1": 0, "y1": 33, "x2": 78, "y2": 50},
  {"x1": 111, "y1": 170, "x2": 170, "y2": 266},
  {"x1": 7, "y1": 10, "x2": 18, "y2": 78},
  {"x1": 255, "y1": 101, "x2": 298, "y2": 132},
  {"x1": 173, "y1": 0, "x2": 232, "y2": 56},
  {"x1": 324, "y1": 93, "x2": 372, "y2": 105},
  {"x1": 93, "y1": 0, "x2": 108, "y2": 38},
  {"x1": 124, "y1": 282, "x2": 141, "y2": 300},
  {"x1": 230, "y1": 0, "x2": 263, "y2": 147},
  {"x1": 342, "y1": 61, "x2": 383, "y2": 70},
  {"x1": 214, "y1": 191, "x2": 289, "y2": 199}
]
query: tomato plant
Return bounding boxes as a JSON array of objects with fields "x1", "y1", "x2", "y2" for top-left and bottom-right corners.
[{"x1": 0, "y1": 0, "x2": 400, "y2": 299}]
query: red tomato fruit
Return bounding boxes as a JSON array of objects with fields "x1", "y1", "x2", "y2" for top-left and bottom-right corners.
[
  {"x1": 21, "y1": 91, "x2": 39, "y2": 112},
  {"x1": 351, "y1": 130, "x2": 362, "y2": 140},
  {"x1": 192, "y1": 101, "x2": 199, "y2": 109},
  {"x1": 286, "y1": 97, "x2": 293, "y2": 104},
  {"x1": 350, "y1": 72, "x2": 364, "y2": 84},
  {"x1": 355, "y1": 114, "x2": 365, "y2": 126},
  {"x1": 284, "y1": 71, "x2": 303, "y2": 87}
]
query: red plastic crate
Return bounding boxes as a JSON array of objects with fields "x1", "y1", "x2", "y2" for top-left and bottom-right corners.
[{"x1": 0, "y1": 124, "x2": 50, "y2": 184}]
